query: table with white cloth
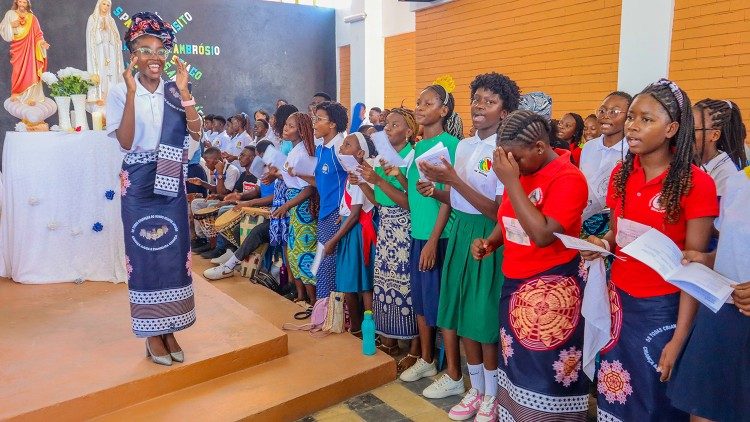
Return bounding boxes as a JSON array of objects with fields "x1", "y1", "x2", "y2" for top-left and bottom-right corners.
[{"x1": 0, "y1": 131, "x2": 127, "y2": 284}]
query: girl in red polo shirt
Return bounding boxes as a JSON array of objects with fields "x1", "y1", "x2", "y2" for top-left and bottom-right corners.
[
  {"x1": 473, "y1": 110, "x2": 590, "y2": 421},
  {"x1": 583, "y1": 79, "x2": 718, "y2": 422}
]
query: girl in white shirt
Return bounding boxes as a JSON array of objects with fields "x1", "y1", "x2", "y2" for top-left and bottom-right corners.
[
  {"x1": 327, "y1": 132, "x2": 377, "y2": 335},
  {"x1": 692, "y1": 99, "x2": 747, "y2": 198}
]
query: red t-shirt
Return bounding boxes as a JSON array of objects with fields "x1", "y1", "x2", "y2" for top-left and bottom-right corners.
[
  {"x1": 498, "y1": 150, "x2": 588, "y2": 279},
  {"x1": 570, "y1": 143, "x2": 582, "y2": 167},
  {"x1": 607, "y1": 157, "x2": 719, "y2": 297}
]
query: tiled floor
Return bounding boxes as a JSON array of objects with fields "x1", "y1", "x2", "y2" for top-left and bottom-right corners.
[{"x1": 301, "y1": 366, "x2": 599, "y2": 422}]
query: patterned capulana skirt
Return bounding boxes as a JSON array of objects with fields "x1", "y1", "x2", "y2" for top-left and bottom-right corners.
[{"x1": 121, "y1": 153, "x2": 195, "y2": 338}]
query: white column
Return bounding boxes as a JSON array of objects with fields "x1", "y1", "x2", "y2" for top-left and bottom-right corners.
[
  {"x1": 345, "y1": 0, "x2": 384, "y2": 110},
  {"x1": 617, "y1": 0, "x2": 675, "y2": 94}
]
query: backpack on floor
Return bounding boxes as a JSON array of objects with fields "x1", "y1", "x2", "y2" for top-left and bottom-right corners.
[{"x1": 282, "y1": 292, "x2": 345, "y2": 336}]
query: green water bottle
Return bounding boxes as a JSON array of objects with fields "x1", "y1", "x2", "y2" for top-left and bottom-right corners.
[{"x1": 362, "y1": 310, "x2": 376, "y2": 355}]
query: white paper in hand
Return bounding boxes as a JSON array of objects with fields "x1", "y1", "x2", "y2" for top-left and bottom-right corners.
[
  {"x1": 415, "y1": 142, "x2": 450, "y2": 181},
  {"x1": 338, "y1": 154, "x2": 363, "y2": 183},
  {"x1": 311, "y1": 242, "x2": 325, "y2": 276},
  {"x1": 261, "y1": 145, "x2": 288, "y2": 171},
  {"x1": 292, "y1": 155, "x2": 317, "y2": 177},
  {"x1": 554, "y1": 233, "x2": 619, "y2": 258},
  {"x1": 622, "y1": 228, "x2": 737, "y2": 312},
  {"x1": 249, "y1": 156, "x2": 266, "y2": 179},
  {"x1": 373, "y1": 131, "x2": 407, "y2": 167}
]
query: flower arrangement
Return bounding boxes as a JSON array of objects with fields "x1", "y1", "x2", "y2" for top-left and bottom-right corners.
[{"x1": 42, "y1": 68, "x2": 100, "y2": 97}]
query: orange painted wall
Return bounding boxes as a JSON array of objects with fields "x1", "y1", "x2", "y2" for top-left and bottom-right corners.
[
  {"x1": 339, "y1": 45, "x2": 351, "y2": 113},
  {"x1": 384, "y1": 32, "x2": 418, "y2": 109},
  {"x1": 670, "y1": 0, "x2": 750, "y2": 134},
  {"x1": 413, "y1": 0, "x2": 622, "y2": 126}
]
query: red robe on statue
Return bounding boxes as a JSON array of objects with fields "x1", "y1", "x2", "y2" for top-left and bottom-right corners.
[{"x1": 2, "y1": 11, "x2": 47, "y2": 97}]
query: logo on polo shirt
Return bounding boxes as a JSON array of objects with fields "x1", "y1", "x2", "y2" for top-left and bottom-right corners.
[
  {"x1": 649, "y1": 193, "x2": 666, "y2": 213},
  {"x1": 528, "y1": 187, "x2": 543, "y2": 205},
  {"x1": 474, "y1": 157, "x2": 492, "y2": 176}
]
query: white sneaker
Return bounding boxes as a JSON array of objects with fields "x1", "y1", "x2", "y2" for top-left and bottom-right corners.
[
  {"x1": 447, "y1": 388, "x2": 482, "y2": 421},
  {"x1": 210, "y1": 249, "x2": 235, "y2": 265},
  {"x1": 422, "y1": 373, "x2": 466, "y2": 399},
  {"x1": 203, "y1": 265, "x2": 235, "y2": 280},
  {"x1": 473, "y1": 395, "x2": 498, "y2": 422},
  {"x1": 400, "y1": 358, "x2": 438, "y2": 382}
]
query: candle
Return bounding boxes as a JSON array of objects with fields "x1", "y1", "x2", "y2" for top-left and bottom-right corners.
[{"x1": 92, "y1": 111, "x2": 104, "y2": 131}]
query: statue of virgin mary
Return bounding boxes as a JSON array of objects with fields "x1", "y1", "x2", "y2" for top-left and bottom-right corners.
[{"x1": 86, "y1": 0, "x2": 123, "y2": 103}]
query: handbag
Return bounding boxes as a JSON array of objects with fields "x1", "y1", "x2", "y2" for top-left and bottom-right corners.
[{"x1": 282, "y1": 291, "x2": 345, "y2": 336}]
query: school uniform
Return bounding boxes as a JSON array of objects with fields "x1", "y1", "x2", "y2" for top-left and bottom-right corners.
[
  {"x1": 335, "y1": 180, "x2": 375, "y2": 293},
  {"x1": 496, "y1": 149, "x2": 590, "y2": 421},
  {"x1": 373, "y1": 143, "x2": 417, "y2": 339},
  {"x1": 406, "y1": 132, "x2": 459, "y2": 327},
  {"x1": 314, "y1": 133, "x2": 348, "y2": 299},
  {"x1": 596, "y1": 157, "x2": 719, "y2": 422},
  {"x1": 283, "y1": 142, "x2": 318, "y2": 286},
  {"x1": 578, "y1": 135, "x2": 627, "y2": 237},
  {"x1": 437, "y1": 133, "x2": 504, "y2": 344},
  {"x1": 702, "y1": 151, "x2": 739, "y2": 197},
  {"x1": 212, "y1": 130, "x2": 230, "y2": 149},
  {"x1": 222, "y1": 131, "x2": 251, "y2": 170},
  {"x1": 668, "y1": 167, "x2": 748, "y2": 421}
]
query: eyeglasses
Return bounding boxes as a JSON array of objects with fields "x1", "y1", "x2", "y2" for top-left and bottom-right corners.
[
  {"x1": 312, "y1": 116, "x2": 329, "y2": 123},
  {"x1": 596, "y1": 108, "x2": 625, "y2": 118},
  {"x1": 133, "y1": 47, "x2": 169, "y2": 59}
]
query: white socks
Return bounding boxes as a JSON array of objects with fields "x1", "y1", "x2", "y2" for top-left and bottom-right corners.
[
  {"x1": 484, "y1": 367, "x2": 498, "y2": 398},
  {"x1": 467, "y1": 363, "x2": 485, "y2": 394},
  {"x1": 222, "y1": 255, "x2": 240, "y2": 271}
]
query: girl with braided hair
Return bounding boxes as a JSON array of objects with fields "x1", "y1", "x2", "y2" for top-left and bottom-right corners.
[
  {"x1": 473, "y1": 110, "x2": 590, "y2": 420},
  {"x1": 582, "y1": 79, "x2": 718, "y2": 421},
  {"x1": 692, "y1": 99, "x2": 747, "y2": 197},
  {"x1": 357, "y1": 107, "x2": 420, "y2": 363},
  {"x1": 401, "y1": 79, "x2": 462, "y2": 398},
  {"x1": 557, "y1": 112, "x2": 585, "y2": 166},
  {"x1": 418, "y1": 72, "x2": 519, "y2": 421},
  {"x1": 272, "y1": 112, "x2": 319, "y2": 308}
]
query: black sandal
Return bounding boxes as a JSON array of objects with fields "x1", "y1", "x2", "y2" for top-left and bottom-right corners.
[{"x1": 293, "y1": 305, "x2": 312, "y2": 320}]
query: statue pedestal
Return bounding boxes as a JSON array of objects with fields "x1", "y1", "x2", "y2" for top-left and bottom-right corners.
[{"x1": 3, "y1": 96, "x2": 57, "y2": 130}]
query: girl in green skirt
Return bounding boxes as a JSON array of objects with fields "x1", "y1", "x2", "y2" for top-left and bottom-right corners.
[{"x1": 418, "y1": 73, "x2": 520, "y2": 421}]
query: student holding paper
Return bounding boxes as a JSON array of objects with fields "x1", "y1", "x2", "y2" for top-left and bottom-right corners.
[
  {"x1": 668, "y1": 167, "x2": 750, "y2": 422},
  {"x1": 472, "y1": 110, "x2": 590, "y2": 421},
  {"x1": 271, "y1": 112, "x2": 319, "y2": 308},
  {"x1": 400, "y1": 78, "x2": 463, "y2": 400},
  {"x1": 417, "y1": 72, "x2": 519, "y2": 421},
  {"x1": 357, "y1": 107, "x2": 420, "y2": 363},
  {"x1": 582, "y1": 79, "x2": 718, "y2": 421},
  {"x1": 326, "y1": 132, "x2": 378, "y2": 335}
]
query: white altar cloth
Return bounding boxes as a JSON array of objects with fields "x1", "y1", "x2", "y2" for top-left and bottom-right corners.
[{"x1": 0, "y1": 131, "x2": 127, "y2": 284}]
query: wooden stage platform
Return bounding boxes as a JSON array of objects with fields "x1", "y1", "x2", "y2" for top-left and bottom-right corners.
[{"x1": 0, "y1": 258, "x2": 395, "y2": 421}]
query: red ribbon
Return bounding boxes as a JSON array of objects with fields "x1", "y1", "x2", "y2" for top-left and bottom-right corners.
[{"x1": 344, "y1": 187, "x2": 377, "y2": 266}]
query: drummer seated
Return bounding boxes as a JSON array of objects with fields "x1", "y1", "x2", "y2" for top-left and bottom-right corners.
[
  {"x1": 204, "y1": 179, "x2": 275, "y2": 263},
  {"x1": 203, "y1": 203, "x2": 273, "y2": 281},
  {"x1": 188, "y1": 147, "x2": 240, "y2": 253}
]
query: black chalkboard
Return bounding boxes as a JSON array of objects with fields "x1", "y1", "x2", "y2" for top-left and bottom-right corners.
[{"x1": 0, "y1": 0, "x2": 336, "y2": 136}]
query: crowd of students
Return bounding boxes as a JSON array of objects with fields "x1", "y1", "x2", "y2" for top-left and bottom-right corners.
[{"x1": 185, "y1": 73, "x2": 749, "y2": 422}]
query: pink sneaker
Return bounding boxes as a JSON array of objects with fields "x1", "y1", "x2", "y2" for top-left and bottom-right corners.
[
  {"x1": 448, "y1": 388, "x2": 482, "y2": 421},
  {"x1": 474, "y1": 395, "x2": 498, "y2": 422}
]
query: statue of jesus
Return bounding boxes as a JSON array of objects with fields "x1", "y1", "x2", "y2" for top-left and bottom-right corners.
[{"x1": 0, "y1": 0, "x2": 50, "y2": 105}]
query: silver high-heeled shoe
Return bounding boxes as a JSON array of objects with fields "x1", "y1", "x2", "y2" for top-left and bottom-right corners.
[
  {"x1": 145, "y1": 339, "x2": 173, "y2": 366},
  {"x1": 161, "y1": 334, "x2": 184, "y2": 363}
]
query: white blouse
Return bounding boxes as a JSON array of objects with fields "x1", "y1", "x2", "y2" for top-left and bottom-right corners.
[
  {"x1": 450, "y1": 133, "x2": 503, "y2": 214},
  {"x1": 106, "y1": 75, "x2": 165, "y2": 153}
]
